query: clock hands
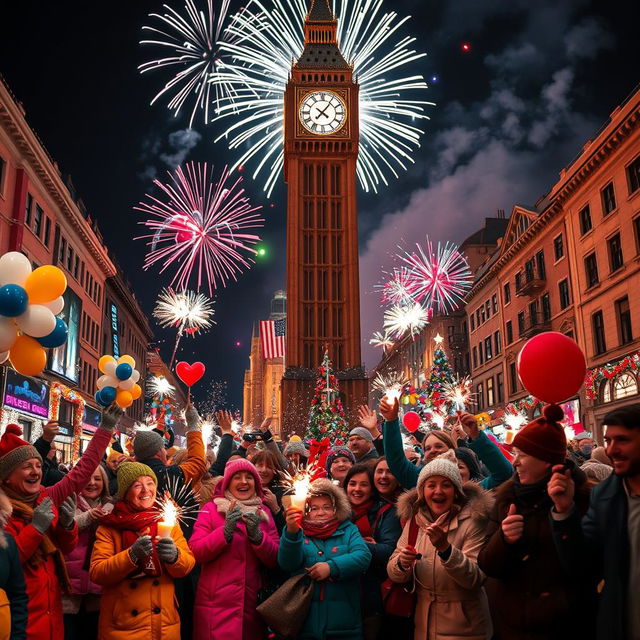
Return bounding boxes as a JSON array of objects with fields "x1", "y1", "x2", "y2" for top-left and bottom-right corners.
[{"x1": 314, "y1": 103, "x2": 332, "y2": 120}]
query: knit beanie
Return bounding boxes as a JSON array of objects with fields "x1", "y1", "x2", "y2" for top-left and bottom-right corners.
[
  {"x1": 581, "y1": 460, "x2": 613, "y2": 483},
  {"x1": 575, "y1": 432, "x2": 593, "y2": 441},
  {"x1": 0, "y1": 425, "x2": 41, "y2": 481},
  {"x1": 348, "y1": 427, "x2": 374, "y2": 443},
  {"x1": 417, "y1": 449, "x2": 464, "y2": 496},
  {"x1": 116, "y1": 462, "x2": 158, "y2": 499},
  {"x1": 284, "y1": 441, "x2": 310, "y2": 458},
  {"x1": 219, "y1": 459, "x2": 264, "y2": 498},
  {"x1": 590, "y1": 446, "x2": 612, "y2": 467},
  {"x1": 133, "y1": 430, "x2": 165, "y2": 461},
  {"x1": 326, "y1": 447, "x2": 356, "y2": 477},
  {"x1": 512, "y1": 404, "x2": 567, "y2": 465}
]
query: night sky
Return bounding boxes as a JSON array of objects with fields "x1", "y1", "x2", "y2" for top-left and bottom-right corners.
[{"x1": 1, "y1": 0, "x2": 637, "y2": 410}]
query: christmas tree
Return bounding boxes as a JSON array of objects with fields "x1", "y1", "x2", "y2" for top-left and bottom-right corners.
[
  {"x1": 424, "y1": 335, "x2": 455, "y2": 407},
  {"x1": 306, "y1": 350, "x2": 349, "y2": 443}
]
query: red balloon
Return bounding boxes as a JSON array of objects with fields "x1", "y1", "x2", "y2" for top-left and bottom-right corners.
[
  {"x1": 176, "y1": 361, "x2": 206, "y2": 387},
  {"x1": 517, "y1": 332, "x2": 586, "y2": 404},
  {"x1": 403, "y1": 411, "x2": 421, "y2": 433}
]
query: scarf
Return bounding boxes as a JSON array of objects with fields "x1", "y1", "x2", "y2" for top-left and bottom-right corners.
[
  {"x1": 512, "y1": 475, "x2": 552, "y2": 510},
  {"x1": 213, "y1": 490, "x2": 269, "y2": 521},
  {"x1": 4, "y1": 487, "x2": 73, "y2": 592},
  {"x1": 351, "y1": 499, "x2": 375, "y2": 539},
  {"x1": 301, "y1": 517, "x2": 341, "y2": 540},
  {"x1": 101, "y1": 501, "x2": 161, "y2": 578}
]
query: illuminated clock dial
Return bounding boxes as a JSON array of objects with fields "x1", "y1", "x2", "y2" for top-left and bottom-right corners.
[{"x1": 299, "y1": 91, "x2": 347, "y2": 135}]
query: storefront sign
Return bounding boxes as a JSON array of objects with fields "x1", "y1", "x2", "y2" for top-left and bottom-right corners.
[
  {"x1": 2, "y1": 369, "x2": 50, "y2": 418},
  {"x1": 110, "y1": 303, "x2": 120, "y2": 358},
  {"x1": 82, "y1": 405, "x2": 102, "y2": 433}
]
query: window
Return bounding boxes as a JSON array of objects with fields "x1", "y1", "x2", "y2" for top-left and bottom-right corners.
[
  {"x1": 584, "y1": 252, "x2": 599, "y2": 288},
  {"x1": 517, "y1": 311, "x2": 525, "y2": 336},
  {"x1": 529, "y1": 300, "x2": 538, "y2": 325},
  {"x1": 485, "y1": 300, "x2": 491, "y2": 318},
  {"x1": 476, "y1": 383, "x2": 484, "y2": 410},
  {"x1": 487, "y1": 377, "x2": 495, "y2": 406},
  {"x1": 541, "y1": 292, "x2": 551, "y2": 322},
  {"x1": 608, "y1": 233, "x2": 624, "y2": 272},
  {"x1": 616, "y1": 296, "x2": 633, "y2": 345},
  {"x1": 503, "y1": 282, "x2": 511, "y2": 304},
  {"x1": 509, "y1": 362, "x2": 518, "y2": 394},
  {"x1": 480, "y1": 305, "x2": 486, "y2": 323},
  {"x1": 476, "y1": 309, "x2": 481, "y2": 327},
  {"x1": 494, "y1": 330, "x2": 502, "y2": 355},
  {"x1": 0, "y1": 156, "x2": 6, "y2": 194},
  {"x1": 33, "y1": 205, "x2": 43, "y2": 238},
  {"x1": 559, "y1": 279, "x2": 571, "y2": 309},
  {"x1": 492, "y1": 294, "x2": 498, "y2": 313},
  {"x1": 536, "y1": 250, "x2": 546, "y2": 279},
  {"x1": 484, "y1": 337, "x2": 492, "y2": 360},
  {"x1": 506, "y1": 320, "x2": 513, "y2": 344},
  {"x1": 592, "y1": 310, "x2": 606, "y2": 355},
  {"x1": 515, "y1": 272, "x2": 522, "y2": 292},
  {"x1": 43, "y1": 217, "x2": 51, "y2": 248},
  {"x1": 525, "y1": 258, "x2": 535, "y2": 282},
  {"x1": 472, "y1": 346, "x2": 477, "y2": 369},
  {"x1": 470, "y1": 314, "x2": 475, "y2": 331},
  {"x1": 579, "y1": 204, "x2": 592, "y2": 235},
  {"x1": 25, "y1": 193, "x2": 33, "y2": 226},
  {"x1": 601, "y1": 181, "x2": 616, "y2": 215},
  {"x1": 613, "y1": 374, "x2": 638, "y2": 400},
  {"x1": 479, "y1": 342, "x2": 484, "y2": 365},
  {"x1": 497, "y1": 372, "x2": 504, "y2": 403},
  {"x1": 553, "y1": 234, "x2": 564, "y2": 260},
  {"x1": 627, "y1": 155, "x2": 640, "y2": 194}
]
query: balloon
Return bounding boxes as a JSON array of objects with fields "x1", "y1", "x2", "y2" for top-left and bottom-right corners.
[
  {"x1": 100, "y1": 386, "x2": 117, "y2": 405},
  {"x1": 0, "y1": 319, "x2": 18, "y2": 352},
  {"x1": 99, "y1": 355, "x2": 115, "y2": 374},
  {"x1": 0, "y1": 351, "x2": 8, "y2": 364},
  {"x1": 0, "y1": 285, "x2": 28, "y2": 317},
  {"x1": 130, "y1": 384, "x2": 142, "y2": 400},
  {"x1": 130, "y1": 369, "x2": 141, "y2": 383},
  {"x1": 517, "y1": 332, "x2": 586, "y2": 404},
  {"x1": 402, "y1": 411, "x2": 421, "y2": 433},
  {"x1": 43, "y1": 296, "x2": 65, "y2": 315},
  {"x1": 115, "y1": 363, "x2": 133, "y2": 381},
  {"x1": 104, "y1": 360, "x2": 117, "y2": 377},
  {"x1": 0, "y1": 252, "x2": 32, "y2": 287},
  {"x1": 116, "y1": 390, "x2": 133, "y2": 409},
  {"x1": 9, "y1": 335, "x2": 47, "y2": 376},
  {"x1": 117, "y1": 355, "x2": 136, "y2": 368},
  {"x1": 97, "y1": 374, "x2": 118, "y2": 390},
  {"x1": 176, "y1": 361, "x2": 206, "y2": 387},
  {"x1": 36, "y1": 317, "x2": 68, "y2": 348},
  {"x1": 16, "y1": 305, "x2": 56, "y2": 338},
  {"x1": 95, "y1": 390, "x2": 111, "y2": 408},
  {"x1": 24, "y1": 266, "x2": 66, "y2": 304}
]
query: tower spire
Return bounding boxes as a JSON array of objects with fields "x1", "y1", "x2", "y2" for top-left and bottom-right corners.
[
  {"x1": 297, "y1": 0, "x2": 348, "y2": 68},
  {"x1": 308, "y1": 0, "x2": 334, "y2": 22}
]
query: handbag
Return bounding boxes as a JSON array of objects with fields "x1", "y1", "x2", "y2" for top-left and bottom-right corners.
[
  {"x1": 256, "y1": 572, "x2": 314, "y2": 639},
  {"x1": 380, "y1": 516, "x2": 419, "y2": 618}
]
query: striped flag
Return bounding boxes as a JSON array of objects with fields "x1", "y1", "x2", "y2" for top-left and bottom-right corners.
[{"x1": 260, "y1": 318, "x2": 286, "y2": 359}]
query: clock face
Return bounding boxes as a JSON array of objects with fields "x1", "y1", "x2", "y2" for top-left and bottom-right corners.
[{"x1": 299, "y1": 91, "x2": 347, "y2": 135}]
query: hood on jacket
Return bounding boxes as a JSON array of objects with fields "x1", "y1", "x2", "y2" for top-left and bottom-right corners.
[
  {"x1": 307, "y1": 478, "x2": 352, "y2": 522},
  {"x1": 396, "y1": 481, "x2": 494, "y2": 524}
]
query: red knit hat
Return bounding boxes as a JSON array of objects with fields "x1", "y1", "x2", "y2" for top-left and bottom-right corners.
[
  {"x1": 512, "y1": 405, "x2": 567, "y2": 465},
  {"x1": 0, "y1": 424, "x2": 42, "y2": 481},
  {"x1": 217, "y1": 459, "x2": 265, "y2": 498}
]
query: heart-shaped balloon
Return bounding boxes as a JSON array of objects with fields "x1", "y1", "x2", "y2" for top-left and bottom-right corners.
[{"x1": 176, "y1": 361, "x2": 206, "y2": 387}]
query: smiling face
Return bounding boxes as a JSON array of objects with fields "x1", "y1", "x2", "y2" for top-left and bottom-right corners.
[
  {"x1": 82, "y1": 469, "x2": 105, "y2": 501},
  {"x1": 512, "y1": 447, "x2": 551, "y2": 485},
  {"x1": 330, "y1": 455, "x2": 353, "y2": 483},
  {"x1": 605, "y1": 424, "x2": 640, "y2": 477},
  {"x1": 374, "y1": 459, "x2": 398, "y2": 497},
  {"x1": 5, "y1": 458, "x2": 42, "y2": 496},
  {"x1": 346, "y1": 472, "x2": 373, "y2": 507},
  {"x1": 228, "y1": 471, "x2": 256, "y2": 500},
  {"x1": 422, "y1": 475, "x2": 455, "y2": 518},
  {"x1": 255, "y1": 461, "x2": 275, "y2": 486},
  {"x1": 348, "y1": 435, "x2": 371, "y2": 459},
  {"x1": 423, "y1": 434, "x2": 452, "y2": 463},
  {"x1": 306, "y1": 495, "x2": 335, "y2": 524},
  {"x1": 456, "y1": 460, "x2": 470, "y2": 483},
  {"x1": 125, "y1": 476, "x2": 157, "y2": 511}
]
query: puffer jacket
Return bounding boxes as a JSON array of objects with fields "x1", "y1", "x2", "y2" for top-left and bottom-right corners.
[{"x1": 0, "y1": 531, "x2": 27, "y2": 640}]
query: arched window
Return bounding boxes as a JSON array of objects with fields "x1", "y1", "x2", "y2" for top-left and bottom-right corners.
[
  {"x1": 601, "y1": 380, "x2": 611, "y2": 404},
  {"x1": 613, "y1": 373, "x2": 638, "y2": 400}
]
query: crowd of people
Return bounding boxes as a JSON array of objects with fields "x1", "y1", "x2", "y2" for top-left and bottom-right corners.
[{"x1": 0, "y1": 397, "x2": 638, "y2": 640}]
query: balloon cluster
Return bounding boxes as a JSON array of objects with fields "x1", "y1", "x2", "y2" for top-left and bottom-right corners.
[
  {"x1": 96, "y1": 355, "x2": 142, "y2": 409},
  {"x1": 0, "y1": 252, "x2": 69, "y2": 376}
]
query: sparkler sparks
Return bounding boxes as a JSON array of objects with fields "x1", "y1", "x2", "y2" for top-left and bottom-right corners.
[
  {"x1": 369, "y1": 330, "x2": 394, "y2": 350},
  {"x1": 210, "y1": 0, "x2": 434, "y2": 195},
  {"x1": 443, "y1": 376, "x2": 474, "y2": 411},
  {"x1": 147, "y1": 375, "x2": 176, "y2": 398},
  {"x1": 155, "y1": 476, "x2": 201, "y2": 527},
  {"x1": 504, "y1": 412, "x2": 527, "y2": 431},
  {"x1": 135, "y1": 162, "x2": 263, "y2": 295},
  {"x1": 372, "y1": 371, "x2": 408, "y2": 402},
  {"x1": 383, "y1": 302, "x2": 429, "y2": 339}
]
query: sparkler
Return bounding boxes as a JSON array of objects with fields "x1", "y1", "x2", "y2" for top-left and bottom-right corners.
[
  {"x1": 201, "y1": 418, "x2": 215, "y2": 448},
  {"x1": 444, "y1": 376, "x2": 473, "y2": 411},
  {"x1": 369, "y1": 330, "x2": 394, "y2": 350},
  {"x1": 135, "y1": 162, "x2": 263, "y2": 295},
  {"x1": 155, "y1": 476, "x2": 201, "y2": 538},
  {"x1": 147, "y1": 375, "x2": 176, "y2": 399},
  {"x1": 281, "y1": 466, "x2": 314, "y2": 510},
  {"x1": 139, "y1": 0, "x2": 232, "y2": 127},
  {"x1": 210, "y1": 0, "x2": 434, "y2": 195},
  {"x1": 383, "y1": 302, "x2": 429, "y2": 339},
  {"x1": 372, "y1": 372, "x2": 408, "y2": 403}
]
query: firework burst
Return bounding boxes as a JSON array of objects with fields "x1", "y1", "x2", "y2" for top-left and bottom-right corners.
[
  {"x1": 210, "y1": 0, "x2": 433, "y2": 195},
  {"x1": 136, "y1": 162, "x2": 263, "y2": 295},
  {"x1": 372, "y1": 371, "x2": 408, "y2": 402},
  {"x1": 139, "y1": 0, "x2": 233, "y2": 127},
  {"x1": 369, "y1": 330, "x2": 394, "y2": 350},
  {"x1": 154, "y1": 288, "x2": 215, "y2": 330},
  {"x1": 383, "y1": 302, "x2": 429, "y2": 339},
  {"x1": 376, "y1": 267, "x2": 415, "y2": 305},
  {"x1": 443, "y1": 375, "x2": 474, "y2": 411},
  {"x1": 147, "y1": 375, "x2": 176, "y2": 399}
]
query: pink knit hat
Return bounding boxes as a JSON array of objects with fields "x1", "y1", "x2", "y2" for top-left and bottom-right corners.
[{"x1": 217, "y1": 459, "x2": 264, "y2": 498}]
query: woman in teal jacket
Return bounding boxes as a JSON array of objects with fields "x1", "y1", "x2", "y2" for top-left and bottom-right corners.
[
  {"x1": 380, "y1": 399, "x2": 512, "y2": 492},
  {"x1": 278, "y1": 478, "x2": 372, "y2": 639}
]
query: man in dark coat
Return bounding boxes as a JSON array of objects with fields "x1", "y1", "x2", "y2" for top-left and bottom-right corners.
[{"x1": 549, "y1": 403, "x2": 640, "y2": 640}]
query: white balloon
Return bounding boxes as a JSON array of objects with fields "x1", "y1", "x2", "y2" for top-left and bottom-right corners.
[
  {"x1": 16, "y1": 305, "x2": 56, "y2": 338},
  {"x1": 0, "y1": 252, "x2": 32, "y2": 287},
  {"x1": 118, "y1": 378, "x2": 135, "y2": 391},
  {"x1": 104, "y1": 361, "x2": 117, "y2": 377},
  {"x1": 131, "y1": 369, "x2": 141, "y2": 383},
  {"x1": 43, "y1": 296, "x2": 65, "y2": 315},
  {"x1": 0, "y1": 319, "x2": 17, "y2": 352},
  {"x1": 97, "y1": 374, "x2": 118, "y2": 390},
  {"x1": 0, "y1": 351, "x2": 8, "y2": 364}
]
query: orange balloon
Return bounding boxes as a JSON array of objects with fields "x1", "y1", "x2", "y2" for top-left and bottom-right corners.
[
  {"x1": 130, "y1": 384, "x2": 142, "y2": 400},
  {"x1": 116, "y1": 390, "x2": 133, "y2": 409},
  {"x1": 9, "y1": 335, "x2": 47, "y2": 376},
  {"x1": 117, "y1": 355, "x2": 135, "y2": 368},
  {"x1": 25, "y1": 266, "x2": 67, "y2": 304},
  {"x1": 98, "y1": 355, "x2": 115, "y2": 374}
]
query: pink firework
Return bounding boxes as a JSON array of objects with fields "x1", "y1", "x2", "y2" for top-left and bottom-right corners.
[
  {"x1": 400, "y1": 238, "x2": 472, "y2": 313},
  {"x1": 377, "y1": 267, "x2": 416, "y2": 305},
  {"x1": 135, "y1": 163, "x2": 263, "y2": 294}
]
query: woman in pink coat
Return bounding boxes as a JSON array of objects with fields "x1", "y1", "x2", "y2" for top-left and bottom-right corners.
[{"x1": 190, "y1": 458, "x2": 280, "y2": 640}]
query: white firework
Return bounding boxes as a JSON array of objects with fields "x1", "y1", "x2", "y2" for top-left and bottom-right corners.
[
  {"x1": 369, "y1": 330, "x2": 394, "y2": 350},
  {"x1": 383, "y1": 302, "x2": 429, "y2": 339},
  {"x1": 139, "y1": 0, "x2": 232, "y2": 127},
  {"x1": 377, "y1": 267, "x2": 415, "y2": 305},
  {"x1": 371, "y1": 371, "x2": 408, "y2": 402},
  {"x1": 153, "y1": 288, "x2": 215, "y2": 331},
  {"x1": 147, "y1": 376, "x2": 176, "y2": 398},
  {"x1": 210, "y1": 0, "x2": 434, "y2": 195}
]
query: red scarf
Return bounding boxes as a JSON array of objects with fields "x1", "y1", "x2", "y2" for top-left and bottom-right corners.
[
  {"x1": 101, "y1": 501, "x2": 161, "y2": 577},
  {"x1": 351, "y1": 499, "x2": 375, "y2": 539},
  {"x1": 301, "y1": 517, "x2": 341, "y2": 540}
]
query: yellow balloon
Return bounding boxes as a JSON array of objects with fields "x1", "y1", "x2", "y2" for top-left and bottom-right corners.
[
  {"x1": 116, "y1": 390, "x2": 133, "y2": 409},
  {"x1": 24, "y1": 266, "x2": 67, "y2": 304},
  {"x1": 98, "y1": 355, "x2": 115, "y2": 374},
  {"x1": 117, "y1": 355, "x2": 136, "y2": 368},
  {"x1": 130, "y1": 384, "x2": 142, "y2": 400},
  {"x1": 9, "y1": 335, "x2": 47, "y2": 376}
]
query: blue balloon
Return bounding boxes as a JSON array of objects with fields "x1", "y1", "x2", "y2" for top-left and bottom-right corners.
[
  {"x1": 36, "y1": 317, "x2": 68, "y2": 348},
  {"x1": 100, "y1": 386, "x2": 117, "y2": 404},
  {"x1": 95, "y1": 390, "x2": 110, "y2": 408},
  {"x1": 0, "y1": 284, "x2": 28, "y2": 317},
  {"x1": 115, "y1": 362, "x2": 133, "y2": 381}
]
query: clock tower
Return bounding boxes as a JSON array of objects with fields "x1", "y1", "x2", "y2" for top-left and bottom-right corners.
[{"x1": 281, "y1": 0, "x2": 368, "y2": 435}]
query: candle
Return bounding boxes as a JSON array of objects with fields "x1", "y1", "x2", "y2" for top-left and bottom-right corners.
[{"x1": 158, "y1": 498, "x2": 177, "y2": 539}]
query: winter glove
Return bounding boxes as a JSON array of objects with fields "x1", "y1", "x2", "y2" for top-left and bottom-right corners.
[
  {"x1": 185, "y1": 405, "x2": 201, "y2": 432},
  {"x1": 99, "y1": 404, "x2": 124, "y2": 433},
  {"x1": 243, "y1": 512, "x2": 263, "y2": 545},
  {"x1": 31, "y1": 497, "x2": 55, "y2": 534},
  {"x1": 156, "y1": 537, "x2": 179, "y2": 564},
  {"x1": 223, "y1": 506, "x2": 244, "y2": 543},
  {"x1": 58, "y1": 495, "x2": 77, "y2": 530},
  {"x1": 128, "y1": 535, "x2": 153, "y2": 563}
]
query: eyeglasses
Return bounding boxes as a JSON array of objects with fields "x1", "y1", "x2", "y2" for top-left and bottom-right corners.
[{"x1": 308, "y1": 505, "x2": 335, "y2": 514}]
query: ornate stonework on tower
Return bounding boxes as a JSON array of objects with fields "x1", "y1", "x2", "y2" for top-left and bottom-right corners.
[{"x1": 281, "y1": 0, "x2": 368, "y2": 435}]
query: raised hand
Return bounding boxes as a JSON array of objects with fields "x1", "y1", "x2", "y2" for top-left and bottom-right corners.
[
  {"x1": 262, "y1": 489, "x2": 279, "y2": 515},
  {"x1": 358, "y1": 405, "x2": 379, "y2": 434},
  {"x1": 215, "y1": 410, "x2": 234, "y2": 435},
  {"x1": 259, "y1": 417, "x2": 273, "y2": 433},
  {"x1": 285, "y1": 506, "x2": 302, "y2": 535},
  {"x1": 100, "y1": 404, "x2": 124, "y2": 432},
  {"x1": 185, "y1": 404, "x2": 201, "y2": 432},
  {"x1": 31, "y1": 497, "x2": 55, "y2": 534},
  {"x1": 156, "y1": 537, "x2": 179, "y2": 564},
  {"x1": 426, "y1": 512, "x2": 450, "y2": 552},
  {"x1": 58, "y1": 495, "x2": 77, "y2": 529},
  {"x1": 129, "y1": 535, "x2": 153, "y2": 561},
  {"x1": 41, "y1": 421, "x2": 60, "y2": 443},
  {"x1": 501, "y1": 504, "x2": 524, "y2": 544},
  {"x1": 379, "y1": 397, "x2": 399, "y2": 422},
  {"x1": 548, "y1": 464, "x2": 575, "y2": 514},
  {"x1": 457, "y1": 411, "x2": 480, "y2": 440}
]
